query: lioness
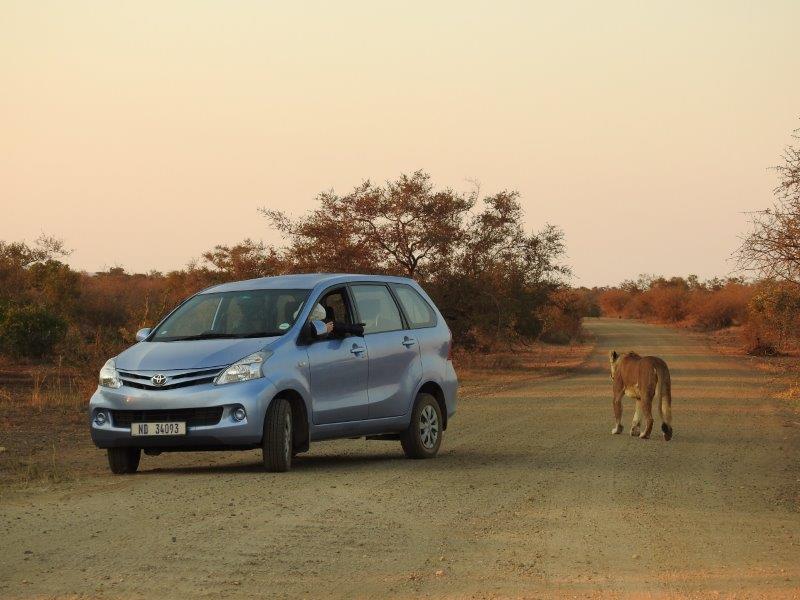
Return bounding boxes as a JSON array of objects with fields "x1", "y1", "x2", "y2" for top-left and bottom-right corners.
[{"x1": 609, "y1": 350, "x2": 673, "y2": 441}]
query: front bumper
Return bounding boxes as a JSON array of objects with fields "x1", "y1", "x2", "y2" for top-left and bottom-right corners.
[{"x1": 89, "y1": 378, "x2": 278, "y2": 449}]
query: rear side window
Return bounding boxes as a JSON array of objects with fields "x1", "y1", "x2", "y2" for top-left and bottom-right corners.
[
  {"x1": 393, "y1": 284, "x2": 437, "y2": 328},
  {"x1": 351, "y1": 285, "x2": 404, "y2": 334}
]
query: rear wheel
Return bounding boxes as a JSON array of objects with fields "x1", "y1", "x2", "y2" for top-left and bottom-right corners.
[
  {"x1": 401, "y1": 393, "x2": 443, "y2": 459},
  {"x1": 262, "y1": 398, "x2": 292, "y2": 472},
  {"x1": 106, "y1": 448, "x2": 141, "y2": 474}
]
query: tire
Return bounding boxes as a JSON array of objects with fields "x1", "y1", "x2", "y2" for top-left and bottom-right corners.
[
  {"x1": 262, "y1": 398, "x2": 293, "y2": 472},
  {"x1": 401, "y1": 393, "x2": 443, "y2": 459},
  {"x1": 107, "y1": 448, "x2": 141, "y2": 474}
]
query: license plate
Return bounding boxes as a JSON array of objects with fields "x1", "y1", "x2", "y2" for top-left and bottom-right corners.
[{"x1": 130, "y1": 422, "x2": 186, "y2": 436}]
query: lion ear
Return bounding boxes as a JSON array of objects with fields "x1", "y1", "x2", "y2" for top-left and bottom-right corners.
[{"x1": 610, "y1": 350, "x2": 618, "y2": 361}]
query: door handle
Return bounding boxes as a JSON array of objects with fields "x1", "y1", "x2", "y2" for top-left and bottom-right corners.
[
  {"x1": 402, "y1": 338, "x2": 417, "y2": 348},
  {"x1": 350, "y1": 345, "x2": 366, "y2": 355}
]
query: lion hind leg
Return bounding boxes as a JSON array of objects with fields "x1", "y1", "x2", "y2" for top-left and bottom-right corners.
[
  {"x1": 630, "y1": 400, "x2": 642, "y2": 437},
  {"x1": 639, "y1": 395, "x2": 654, "y2": 439},
  {"x1": 611, "y1": 390, "x2": 624, "y2": 435}
]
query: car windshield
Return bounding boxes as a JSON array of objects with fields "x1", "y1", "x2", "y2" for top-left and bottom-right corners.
[{"x1": 150, "y1": 289, "x2": 310, "y2": 342}]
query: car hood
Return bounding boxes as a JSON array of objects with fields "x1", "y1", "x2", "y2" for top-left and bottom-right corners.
[{"x1": 115, "y1": 337, "x2": 280, "y2": 371}]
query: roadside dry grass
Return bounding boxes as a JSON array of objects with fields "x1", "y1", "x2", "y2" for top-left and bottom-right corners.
[
  {"x1": 453, "y1": 336, "x2": 596, "y2": 401},
  {"x1": 0, "y1": 338, "x2": 596, "y2": 490},
  {"x1": 0, "y1": 364, "x2": 98, "y2": 490},
  {"x1": 704, "y1": 325, "x2": 800, "y2": 413}
]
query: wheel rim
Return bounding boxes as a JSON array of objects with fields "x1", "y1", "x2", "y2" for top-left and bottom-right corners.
[
  {"x1": 419, "y1": 404, "x2": 439, "y2": 449},
  {"x1": 283, "y1": 411, "x2": 292, "y2": 463}
]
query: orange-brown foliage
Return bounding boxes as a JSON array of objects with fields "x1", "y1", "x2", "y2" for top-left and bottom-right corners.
[
  {"x1": 689, "y1": 284, "x2": 752, "y2": 330},
  {"x1": 1, "y1": 173, "x2": 582, "y2": 365},
  {"x1": 538, "y1": 288, "x2": 587, "y2": 344},
  {"x1": 598, "y1": 289, "x2": 630, "y2": 317},
  {"x1": 596, "y1": 276, "x2": 800, "y2": 354},
  {"x1": 648, "y1": 285, "x2": 691, "y2": 322}
]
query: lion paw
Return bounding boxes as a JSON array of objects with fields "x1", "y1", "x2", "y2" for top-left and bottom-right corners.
[
  {"x1": 630, "y1": 427, "x2": 640, "y2": 437},
  {"x1": 611, "y1": 425, "x2": 623, "y2": 435},
  {"x1": 638, "y1": 432, "x2": 650, "y2": 440}
]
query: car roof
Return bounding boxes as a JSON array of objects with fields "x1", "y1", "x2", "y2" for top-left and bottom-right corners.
[{"x1": 200, "y1": 273, "x2": 417, "y2": 294}]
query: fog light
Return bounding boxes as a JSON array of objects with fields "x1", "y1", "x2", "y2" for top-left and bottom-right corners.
[
  {"x1": 94, "y1": 411, "x2": 108, "y2": 425},
  {"x1": 232, "y1": 407, "x2": 246, "y2": 422}
]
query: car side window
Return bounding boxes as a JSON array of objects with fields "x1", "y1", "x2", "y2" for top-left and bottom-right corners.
[
  {"x1": 350, "y1": 285, "x2": 404, "y2": 334},
  {"x1": 393, "y1": 284, "x2": 437, "y2": 328},
  {"x1": 320, "y1": 288, "x2": 352, "y2": 324}
]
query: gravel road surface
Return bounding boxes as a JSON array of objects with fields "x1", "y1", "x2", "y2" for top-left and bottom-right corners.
[{"x1": 1, "y1": 318, "x2": 798, "y2": 599}]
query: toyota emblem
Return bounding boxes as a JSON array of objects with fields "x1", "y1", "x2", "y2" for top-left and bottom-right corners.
[{"x1": 151, "y1": 373, "x2": 167, "y2": 386}]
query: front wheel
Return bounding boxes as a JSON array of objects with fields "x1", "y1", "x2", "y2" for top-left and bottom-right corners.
[
  {"x1": 107, "y1": 447, "x2": 141, "y2": 474},
  {"x1": 262, "y1": 398, "x2": 292, "y2": 472},
  {"x1": 401, "y1": 393, "x2": 443, "y2": 459}
]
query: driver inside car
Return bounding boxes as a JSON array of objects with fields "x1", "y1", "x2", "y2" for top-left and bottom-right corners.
[{"x1": 309, "y1": 302, "x2": 365, "y2": 337}]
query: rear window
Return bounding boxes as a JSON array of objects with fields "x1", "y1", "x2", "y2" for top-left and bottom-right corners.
[
  {"x1": 392, "y1": 284, "x2": 437, "y2": 329},
  {"x1": 351, "y1": 284, "x2": 404, "y2": 334}
]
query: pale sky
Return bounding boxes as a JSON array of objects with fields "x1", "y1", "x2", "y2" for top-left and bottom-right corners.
[{"x1": 2, "y1": 1, "x2": 799, "y2": 286}]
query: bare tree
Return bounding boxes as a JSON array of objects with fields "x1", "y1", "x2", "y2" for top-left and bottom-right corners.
[{"x1": 737, "y1": 128, "x2": 800, "y2": 282}]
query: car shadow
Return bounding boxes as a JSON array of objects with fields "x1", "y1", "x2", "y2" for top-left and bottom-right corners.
[{"x1": 138, "y1": 446, "x2": 546, "y2": 475}]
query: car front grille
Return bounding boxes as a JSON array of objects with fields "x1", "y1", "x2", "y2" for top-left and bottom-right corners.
[
  {"x1": 117, "y1": 367, "x2": 222, "y2": 390},
  {"x1": 110, "y1": 407, "x2": 224, "y2": 428}
]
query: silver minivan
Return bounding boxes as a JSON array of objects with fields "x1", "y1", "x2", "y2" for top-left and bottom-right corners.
[{"x1": 89, "y1": 274, "x2": 458, "y2": 473}]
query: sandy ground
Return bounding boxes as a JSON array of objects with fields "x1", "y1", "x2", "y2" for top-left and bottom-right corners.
[{"x1": 0, "y1": 318, "x2": 798, "y2": 599}]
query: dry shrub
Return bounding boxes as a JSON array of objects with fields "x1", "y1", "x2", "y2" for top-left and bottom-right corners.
[
  {"x1": 538, "y1": 288, "x2": 585, "y2": 344},
  {"x1": 624, "y1": 293, "x2": 653, "y2": 319},
  {"x1": 594, "y1": 272, "x2": 800, "y2": 355},
  {"x1": 741, "y1": 323, "x2": 781, "y2": 356},
  {"x1": 598, "y1": 289, "x2": 630, "y2": 316},
  {"x1": 648, "y1": 286, "x2": 690, "y2": 322},
  {"x1": 691, "y1": 284, "x2": 752, "y2": 330},
  {"x1": 746, "y1": 280, "x2": 800, "y2": 352},
  {"x1": 598, "y1": 278, "x2": 759, "y2": 330}
]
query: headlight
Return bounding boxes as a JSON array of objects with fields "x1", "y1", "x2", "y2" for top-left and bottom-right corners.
[
  {"x1": 214, "y1": 351, "x2": 271, "y2": 385},
  {"x1": 99, "y1": 358, "x2": 122, "y2": 389}
]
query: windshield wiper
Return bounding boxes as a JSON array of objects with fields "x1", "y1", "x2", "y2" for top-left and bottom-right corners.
[
  {"x1": 165, "y1": 332, "x2": 240, "y2": 342},
  {"x1": 164, "y1": 331, "x2": 283, "y2": 342}
]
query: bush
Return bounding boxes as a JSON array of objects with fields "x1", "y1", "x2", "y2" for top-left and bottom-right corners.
[
  {"x1": 0, "y1": 304, "x2": 67, "y2": 358},
  {"x1": 594, "y1": 275, "x2": 800, "y2": 353},
  {"x1": 625, "y1": 293, "x2": 653, "y2": 319},
  {"x1": 742, "y1": 324, "x2": 781, "y2": 356},
  {"x1": 538, "y1": 289, "x2": 585, "y2": 344},
  {"x1": 598, "y1": 289, "x2": 630, "y2": 316},
  {"x1": 747, "y1": 280, "x2": 800, "y2": 350},
  {"x1": 648, "y1": 286, "x2": 690, "y2": 322},
  {"x1": 691, "y1": 284, "x2": 751, "y2": 330}
]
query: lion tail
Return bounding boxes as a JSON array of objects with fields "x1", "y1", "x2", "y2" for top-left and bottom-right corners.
[{"x1": 657, "y1": 364, "x2": 673, "y2": 441}]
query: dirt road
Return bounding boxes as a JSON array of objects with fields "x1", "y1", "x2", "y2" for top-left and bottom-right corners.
[{"x1": 1, "y1": 318, "x2": 798, "y2": 599}]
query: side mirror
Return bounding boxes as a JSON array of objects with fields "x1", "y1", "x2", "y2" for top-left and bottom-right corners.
[{"x1": 135, "y1": 328, "x2": 152, "y2": 342}]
